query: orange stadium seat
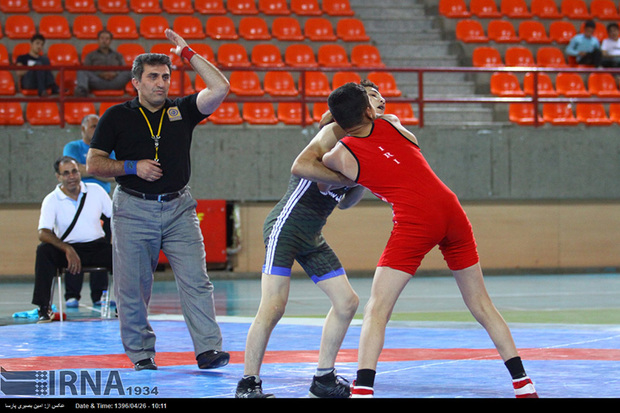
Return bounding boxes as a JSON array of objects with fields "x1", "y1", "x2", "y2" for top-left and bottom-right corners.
[
  {"x1": 556, "y1": 73, "x2": 590, "y2": 97},
  {"x1": 65, "y1": 0, "x2": 96, "y2": 13},
  {"x1": 11, "y1": 43, "x2": 31, "y2": 65},
  {"x1": 206, "y1": 16, "x2": 239, "y2": 40},
  {"x1": 367, "y1": 71, "x2": 401, "y2": 96},
  {"x1": 98, "y1": 101, "x2": 124, "y2": 116},
  {"x1": 32, "y1": 0, "x2": 64, "y2": 13},
  {"x1": 250, "y1": 43, "x2": 284, "y2": 67},
  {"x1": 150, "y1": 43, "x2": 183, "y2": 67},
  {"x1": 472, "y1": 46, "x2": 504, "y2": 67},
  {"x1": 301, "y1": 71, "x2": 331, "y2": 96},
  {"x1": 106, "y1": 15, "x2": 139, "y2": 39},
  {"x1": 277, "y1": 102, "x2": 313, "y2": 125},
  {"x1": 117, "y1": 43, "x2": 145, "y2": 65},
  {"x1": 351, "y1": 45, "x2": 385, "y2": 67},
  {"x1": 48, "y1": 43, "x2": 80, "y2": 66},
  {"x1": 0, "y1": 0, "x2": 29, "y2": 12},
  {"x1": 64, "y1": 102, "x2": 97, "y2": 125},
  {"x1": 588, "y1": 73, "x2": 620, "y2": 97},
  {"x1": 469, "y1": 0, "x2": 502, "y2": 18},
  {"x1": 4, "y1": 15, "x2": 36, "y2": 39},
  {"x1": 239, "y1": 17, "x2": 272, "y2": 40},
  {"x1": 0, "y1": 71, "x2": 16, "y2": 95},
  {"x1": 500, "y1": 0, "x2": 532, "y2": 18},
  {"x1": 168, "y1": 71, "x2": 195, "y2": 96},
  {"x1": 188, "y1": 43, "x2": 215, "y2": 63},
  {"x1": 336, "y1": 18, "x2": 370, "y2": 42},
  {"x1": 561, "y1": 0, "x2": 591, "y2": 19},
  {"x1": 312, "y1": 101, "x2": 329, "y2": 123},
  {"x1": 590, "y1": 0, "x2": 619, "y2": 20},
  {"x1": 227, "y1": 0, "x2": 259, "y2": 15},
  {"x1": 455, "y1": 19, "x2": 489, "y2": 43},
  {"x1": 536, "y1": 47, "x2": 568, "y2": 67},
  {"x1": 439, "y1": 0, "x2": 471, "y2": 18},
  {"x1": 229, "y1": 71, "x2": 264, "y2": 96},
  {"x1": 317, "y1": 44, "x2": 351, "y2": 68},
  {"x1": 26, "y1": 102, "x2": 61, "y2": 125},
  {"x1": 73, "y1": 15, "x2": 104, "y2": 40},
  {"x1": 140, "y1": 16, "x2": 169, "y2": 39},
  {"x1": 530, "y1": 0, "x2": 562, "y2": 19},
  {"x1": 576, "y1": 103, "x2": 612, "y2": 125},
  {"x1": 242, "y1": 102, "x2": 278, "y2": 124},
  {"x1": 130, "y1": 0, "x2": 162, "y2": 13},
  {"x1": 518, "y1": 20, "x2": 551, "y2": 43},
  {"x1": 272, "y1": 17, "x2": 305, "y2": 41},
  {"x1": 173, "y1": 16, "x2": 206, "y2": 39},
  {"x1": 195, "y1": 0, "x2": 226, "y2": 14},
  {"x1": 291, "y1": 0, "x2": 322, "y2": 16},
  {"x1": 98, "y1": 0, "x2": 129, "y2": 13},
  {"x1": 509, "y1": 103, "x2": 544, "y2": 125},
  {"x1": 332, "y1": 71, "x2": 361, "y2": 88},
  {"x1": 487, "y1": 20, "x2": 520, "y2": 43},
  {"x1": 0, "y1": 102, "x2": 24, "y2": 125},
  {"x1": 162, "y1": 0, "x2": 193, "y2": 14},
  {"x1": 384, "y1": 103, "x2": 419, "y2": 125},
  {"x1": 56, "y1": 70, "x2": 77, "y2": 95},
  {"x1": 39, "y1": 15, "x2": 71, "y2": 40},
  {"x1": 81, "y1": 43, "x2": 98, "y2": 61},
  {"x1": 523, "y1": 72, "x2": 558, "y2": 96},
  {"x1": 608, "y1": 103, "x2": 620, "y2": 123},
  {"x1": 284, "y1": 44, "x2": 318, "y2": 67},
  {"x1": 543, "y1": 103, "x2": 579, "y2": 125},
  {"x1": 263, "y1": 71, "x2": 298, "y2": 96},
  {"x1": 490, "y1": 72, "x2": 525, "y2": 97},
  {"x1": 217, "y1": 43, "x2": 251, "y2": 67},
  {"x1": 259, "y1": 0, "x2": 290, "y2": 15},
  {"x1": 549, "y1": 21, "x2": 577, "y2": 44},
  {"x1": 304, "y1": 18, "x2": 337, "y2": 41},
  {"x1": 0, "y1": 45, "x2": 9, "y2": 65},
  {"x1": 322, "y1": 0, "x2": 354, "y2": 16},
  {"x1": 209, "y1": 102, "x2": 243, "y2": 124},
  {"x1": 505, "y1": 46, "x2": 536, "y2": 67}
]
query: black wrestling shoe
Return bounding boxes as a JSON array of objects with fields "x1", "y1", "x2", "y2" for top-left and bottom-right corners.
[
  {"x1": 235, "y1": 376, "x2": 275, "y2": 398},
  {"x1": 308, "y1": 371, "x2": 351, "y2": 398},
  {"x1": 197, "y1": 350, "x2": 230, "y2": 369},
  {"x1": 37, "y1": 307, "x2": 53, "y2": 324},
  {"x1": 134, "y1": 358, "x2": 157, "y2": 371}
]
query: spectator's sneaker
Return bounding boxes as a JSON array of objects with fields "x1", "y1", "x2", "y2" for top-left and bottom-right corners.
[
  {"x1": 235, "y1": 376, "x2": 275, "y2": 398},
  {"x1": 196, "y1": 350, "x2": 230, "y2": 369},
  {"x1": 66, "y1": 298, "x2": 79, "y2": 308},
  {"x1": 350, "y1": 381, "x2": 374, "y2": 398},
  {"x1": 134, "y1": 358, "x2": 157, "y2": 371},
  {"x1": 513, "y1": 376, "x2": 538, "y2": 398},
  {"x1": 36, "y1": 307, "x2": 53, "y2": 324},
  {"x1": 308, "y1": 371, "x2": 350, "y2": 398}
]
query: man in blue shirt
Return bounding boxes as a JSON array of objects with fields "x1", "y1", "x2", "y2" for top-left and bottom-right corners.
[
  {"x1": 566, "y1": 20, "x2": 602, "y2": 66},
  {"x1": 63, "y1": 114, "x2": 115, "y2": 193}
]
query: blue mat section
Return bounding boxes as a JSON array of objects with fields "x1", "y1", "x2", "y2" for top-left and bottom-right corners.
[{"x1": 1, "y1": 319, "x2": 619, "y2": 398}]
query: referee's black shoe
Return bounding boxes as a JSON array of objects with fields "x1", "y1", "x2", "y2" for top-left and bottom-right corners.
[{"x1": 197, "y1": 350, "x2": 230, "y2": 369}]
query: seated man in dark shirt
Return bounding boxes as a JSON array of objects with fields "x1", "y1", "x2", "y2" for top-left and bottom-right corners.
[{"x1": 15, "y1": 33, "x2": 59, "y2": 97}]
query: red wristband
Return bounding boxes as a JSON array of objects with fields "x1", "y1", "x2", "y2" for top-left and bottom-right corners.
[{"x1": 181, "y1": 46, "x2": 196, "y2": 62}]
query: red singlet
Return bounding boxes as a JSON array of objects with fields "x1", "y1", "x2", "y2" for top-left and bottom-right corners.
[{"x1": 340, "y1": 118, "x2": 479, "y2": 274}]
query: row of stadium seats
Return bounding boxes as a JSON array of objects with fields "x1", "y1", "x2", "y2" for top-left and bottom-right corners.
[
  {"x1": 0, "y1": 100, "x2": 419, "y2": 126},
  {"x1": 441, "y1": 0, "x2": 620, "y2": 21},
  {"x1": 0, "y1": 14, "x2": 369, "y2": 42},
  {"x1": 0, "y1": 0, "x2": 355, "y2": 16},
  {"x1": 491, "y1": 71, "x2": 620, "y2": 97},
  {"x1": 472, "y1": 45, "x2": 589, "y2": 67},
  {"x1": 509, "y1": 102, "x2": 620, "y2": 125}
]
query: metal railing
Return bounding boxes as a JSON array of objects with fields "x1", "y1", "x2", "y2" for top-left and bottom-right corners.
[{"x1": 2, "y1": 64, "x2": 620, "y2": 127}]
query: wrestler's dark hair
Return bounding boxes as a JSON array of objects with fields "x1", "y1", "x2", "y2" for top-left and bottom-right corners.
[
  {"x1": 132, "y1": 53, "x2": 172, "y2": 81},
  {"x1": 327, "y1": 82, "x2": 370, "y2": 130}
]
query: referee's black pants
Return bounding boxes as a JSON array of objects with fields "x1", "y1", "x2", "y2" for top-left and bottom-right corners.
[{"x1": 32, "y1": 239, "x2": 112, "y2": 309}]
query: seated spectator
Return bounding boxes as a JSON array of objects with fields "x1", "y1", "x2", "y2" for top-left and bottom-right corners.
[
  {"x1": 15, "y1": 33, "x2": 59, "y2": 97},
  {"x1": 601, "y1": 22, "x2": 620, "y2": 67},
  {"x1": 33, "y1": 156, "x2": 112, "y2": 323},
  {"x1": 566, "y1": 20, "x2": 602, "y2": 66},
  {"x1": 75, "y1": 30, "x2": 132, "y2": 97}
]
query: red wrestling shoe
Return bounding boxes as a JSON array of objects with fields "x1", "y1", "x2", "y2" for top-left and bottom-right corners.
[{"x1": 513, "y1": 376, "x2": 538, "y2": 398}]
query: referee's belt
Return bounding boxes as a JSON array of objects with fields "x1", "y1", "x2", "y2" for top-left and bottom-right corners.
[{"x1": 120, "y1": 186, "x2": 186, "y2": 202}]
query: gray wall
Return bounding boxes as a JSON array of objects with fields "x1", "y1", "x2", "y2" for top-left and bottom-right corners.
[{"x1": 1, "y1": 123, "x2": 619, "y2": 204}]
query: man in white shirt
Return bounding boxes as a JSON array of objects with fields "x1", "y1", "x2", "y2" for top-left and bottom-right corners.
[
  {"x1": 33, "y1": 156, "x2": 113, "y2": 323},
  {"x1": 601, "y1": 22, "x2": 620, "y2": 67}
]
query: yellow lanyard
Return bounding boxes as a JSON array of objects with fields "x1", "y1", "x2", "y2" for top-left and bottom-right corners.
[{"x1": 139, "y1": 107, "x2": 165, "y2": 162}]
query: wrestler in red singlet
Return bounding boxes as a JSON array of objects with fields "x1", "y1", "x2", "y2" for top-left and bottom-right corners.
[{"x1": 339, "y1": 118, "x2": 479, "y2": 275}]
